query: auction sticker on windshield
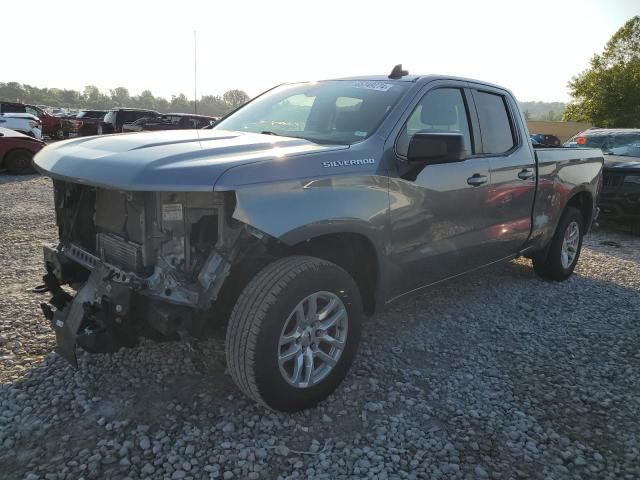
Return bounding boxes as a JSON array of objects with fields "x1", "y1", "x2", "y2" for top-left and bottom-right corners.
[{"x1": 351, "y1": 81, "x2": 393, "y2": 92}]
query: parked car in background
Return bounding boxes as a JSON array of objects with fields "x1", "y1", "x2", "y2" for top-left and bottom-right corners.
[
  {"x1": 0, "y1": 113, "x2": 43, "y2": 139},
  {"x1": 122, "y1": 113, "x2": 217, "y2": 132},
  {"x1": 34, "y1": 70, "x2": 603, "y2": 411},
  {"x1": 566, "y1": 129, "x2": 640, "y2": 235},
  {"x1": 99, "y1": 108, "x2": 160, "y2": 134},
  {"x1": 530, "y1": 133, "x2": 561, "y2": 146},
  {"x1": 0, "y1": 102, "x2": 69, "y2": 139},
  {"x1": 70, "y1": 110, "x2": 108, "y2": 136},
  {"x1": 0, "y1": 127, "x2": 45, "y2": 173}
]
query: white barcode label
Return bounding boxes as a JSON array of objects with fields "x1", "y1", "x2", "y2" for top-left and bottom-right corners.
[{"x1": 162, "y1": 203, "x2": 183, "y2": 222}]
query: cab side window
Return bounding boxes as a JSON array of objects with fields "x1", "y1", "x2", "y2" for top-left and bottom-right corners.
[
  {"x1": 26, "y1": 106, "x2": 41, "y2": 118},
  {"x1": 396, "y1": 88, "x2": 473, "y2": 157},
  {"x1": 473, "y1": 91, "x2": 516, "y2": 154}
]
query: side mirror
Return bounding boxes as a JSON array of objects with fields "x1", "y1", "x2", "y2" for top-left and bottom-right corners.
[{"x1": 407, "y1": 132, "x2": 466, "y2": 165}]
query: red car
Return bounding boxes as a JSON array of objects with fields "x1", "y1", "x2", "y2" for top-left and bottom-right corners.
[
  {"x1": 0, "y1": 102, "x2": 69, "y2": 140},
  {"x1": 0, "y1": 127, "x2": 45, "y2": 173}
]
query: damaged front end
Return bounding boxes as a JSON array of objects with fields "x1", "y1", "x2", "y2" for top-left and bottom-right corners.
[{"x1": 37, "y1": 181, "x2": 261, "y2": 366}]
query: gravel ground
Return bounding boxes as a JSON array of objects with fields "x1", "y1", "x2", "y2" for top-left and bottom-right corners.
[{"x1": 1, "y1": 174, "x2": 639, "y2": 480}]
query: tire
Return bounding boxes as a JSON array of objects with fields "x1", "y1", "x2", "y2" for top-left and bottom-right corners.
[
  {"x1": 533, "y1": 206, "x2": 584, "y2": 281},
  {"x1": 225, "y1": 256, "x2": 363, "y2": 411},
  {"x1": 54, "y1": 128, "x2": 65, "y2": 140},
  {"x1": 4, "y1": 149, "x2": 35, "y2": 174}
]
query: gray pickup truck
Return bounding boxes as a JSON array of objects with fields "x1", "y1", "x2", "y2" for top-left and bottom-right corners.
[{"x1": 33, "y1": 67, "x2": 603, "y2": 411}]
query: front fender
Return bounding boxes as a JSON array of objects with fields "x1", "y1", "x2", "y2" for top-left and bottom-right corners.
[{"x1": 227, "y1": 175, "x2": 390, "y2": 250}]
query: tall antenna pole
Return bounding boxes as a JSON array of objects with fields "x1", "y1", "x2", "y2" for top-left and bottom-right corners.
[{"x1": 194, "y1": 30, "x2": 197, "y2": 114}]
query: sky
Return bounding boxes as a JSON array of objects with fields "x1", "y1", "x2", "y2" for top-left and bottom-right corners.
[{"x1": 2, "y1": 0, "x2": 638, "y2": 103}]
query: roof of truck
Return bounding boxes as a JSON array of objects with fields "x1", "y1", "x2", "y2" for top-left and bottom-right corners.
[
  {"x1": 325, "y1": 74, "x2": 511, "y2": 92},
  {"x1": 330, "y1": 75, "x2": 424, "y2": 82}
]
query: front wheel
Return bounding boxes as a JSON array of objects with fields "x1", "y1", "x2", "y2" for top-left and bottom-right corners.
[
  {"x1": 4, "y1": 149, "x2": 35, "y2": 174},
  {"x1": 225, "y1": 256, "x2": 363, "y2": 411},
  {"x1": 533, "y1": 206, "x2": 584, "y2": 281}
]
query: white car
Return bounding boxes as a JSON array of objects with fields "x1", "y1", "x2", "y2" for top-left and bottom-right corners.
[{"x1": 0, "y1": 113, "x2": 43, "y2": 139}]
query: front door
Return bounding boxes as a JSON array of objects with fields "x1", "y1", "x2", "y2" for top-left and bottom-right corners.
[{"x1": 387, "y1": 85, "x2": 495, "y2": 298}]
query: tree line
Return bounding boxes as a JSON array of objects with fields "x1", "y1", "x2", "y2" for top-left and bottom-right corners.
[
  {"x1": 0, "y1": 82, "x2": 250, "y2": 117},
  {"x1": 563, "y1": 15, "x2": 639, "y2": 127},
  {"x1": 519, "y1": 101, "x2": 565, "y2": 122},
  {"x1": 5, "y1": 14, "x2": 638, "y2": 130}
]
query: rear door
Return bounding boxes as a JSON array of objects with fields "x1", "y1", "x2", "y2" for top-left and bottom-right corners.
[{"x1": 469, "y1": 87, "x2": 536, "y2": 258}]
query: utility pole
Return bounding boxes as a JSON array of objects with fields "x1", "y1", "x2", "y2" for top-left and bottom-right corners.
[{"x1": 194, "y1": 30, "x2": 198, "y2": 114}]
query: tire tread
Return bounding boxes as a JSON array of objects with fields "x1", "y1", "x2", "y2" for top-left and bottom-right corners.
[
  {"x1": 533, "y1": 206, "x2": 583, "y2": 281},
  {"x1": 225, "y1": 256, "x2": 337, "y2": 408}
]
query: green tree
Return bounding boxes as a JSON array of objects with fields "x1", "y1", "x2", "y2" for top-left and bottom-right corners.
[
  {"x1": 222, "y1": 89, "x2": 250, "y2": 109},
  {"x1": 199, "y1": 94, "x2": 232, "y2": 116},
  {"x1": 563, "y1": 16, "x2": 640, "y2": 127},
  {"x1": 110, "y1": 87, "x2": 131, "y2": 107},
  {"x1": 0, "y1": 82, "x2": 26, "y2": 102},
  {"x1": 83, "y1": 85, "x2": 109, "y2": 108},
  {"x1": 135, "y1": 90, "x2": 157, "y2": 110},
  {"x1": 169, "y1": 94, "x2": 192, "y2": 113}
]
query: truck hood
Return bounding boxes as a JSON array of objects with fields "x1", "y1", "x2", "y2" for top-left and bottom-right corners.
[
  {"x1": 604, "y1": 155, "x2": 640, "y2": 173},
  {"x1": 34, "y1": 129, "x2": 347, "y2": 191}
]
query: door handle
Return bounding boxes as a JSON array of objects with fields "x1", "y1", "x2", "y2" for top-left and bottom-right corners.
[
  {"x1": 467, "y1": 174, "x2": 488, "y2": 187},
  {"x1": 518, "y1": 168, "x2": 534, "y2": 180}
]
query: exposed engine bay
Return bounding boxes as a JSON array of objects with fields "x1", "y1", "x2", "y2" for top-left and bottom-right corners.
[{"x1": 38, "y1": 180, "x2": 262, "y2": 366}]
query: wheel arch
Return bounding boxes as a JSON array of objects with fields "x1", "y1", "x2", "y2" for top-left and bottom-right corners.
[
  {"x1": 529, "y1": 188, "x2": 593, "y2": 263},
  {"x1": 285, "y1": 231, "x2": 381, "y2": 317},
  {"x1": 565, "y1": 189, "x2": 594, "y2": 230},
  {"x1": 215, "y1": 223, "x2": 382, "y2": 322},
  {"x1": 1, "y1": 147, "x2": 35, "y2": 171}
]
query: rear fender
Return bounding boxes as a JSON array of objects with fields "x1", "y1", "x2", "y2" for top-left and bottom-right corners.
[{"x1": 526, "y1": 151, "x2": 602, "y2": 253}]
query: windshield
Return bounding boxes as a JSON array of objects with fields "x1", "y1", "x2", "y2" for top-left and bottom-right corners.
[
  {"x1": 574, "y1": 133, "x2": 640, "y2": 157},
  {"x1": 214, "y1": 80, "x2": 409, "y2": 145}
]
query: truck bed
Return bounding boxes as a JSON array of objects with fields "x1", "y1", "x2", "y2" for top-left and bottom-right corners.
[{"x1": 527, "y1": 147, "x2": 603, "y2": 251}]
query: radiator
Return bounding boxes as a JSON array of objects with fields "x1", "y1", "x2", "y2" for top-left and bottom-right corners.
[{"x1": 96, "y1": 233, "x2": 143, "y2": 272}]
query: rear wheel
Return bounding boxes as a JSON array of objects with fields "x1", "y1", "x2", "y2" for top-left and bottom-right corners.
[
  {"x1": 225, "y1": 256, "x2": 363, "y2": 411},
  {"x1": 4, "y1": 149, "x2": 35, "y2": 174},
  {"x1": 533, "y1": 206, "x2": 584, "y2": 281}
]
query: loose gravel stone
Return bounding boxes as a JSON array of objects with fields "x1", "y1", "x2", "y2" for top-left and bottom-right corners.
[{"x1": 1, "y1": 175, "x2": 640, "y2": 480}]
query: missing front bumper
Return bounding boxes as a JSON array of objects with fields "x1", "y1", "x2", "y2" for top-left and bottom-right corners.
[
  {"x1": 40, "y1": 251, "x2": 138, "y2": 367},
  {"x1": 38, "y1": 239, "x2": 239, "y2": 366}
]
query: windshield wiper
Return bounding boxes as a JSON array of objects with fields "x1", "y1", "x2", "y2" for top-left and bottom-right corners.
[
  {"x1": 260, "y1": 131, "x2": 308, "y2": 141},
  {"x1": 259, "y1": 130, "x2": 348, "y2": 146}
]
